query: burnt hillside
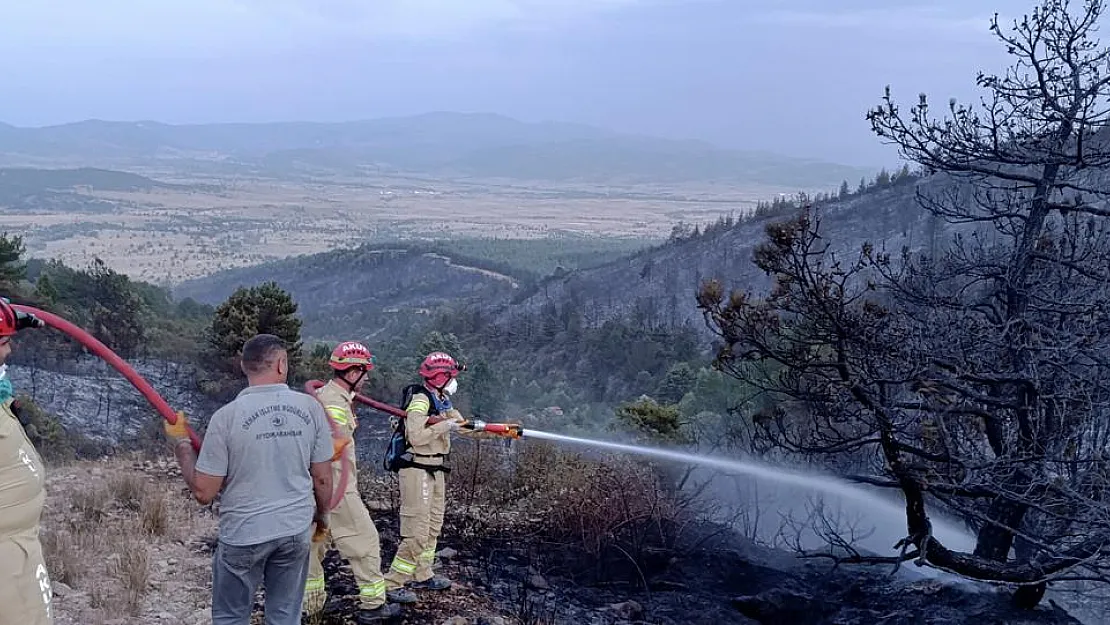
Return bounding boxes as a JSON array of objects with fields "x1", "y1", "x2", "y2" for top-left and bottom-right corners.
[
  {"x1": 174, "y1": 246, "x2": 518, "y2": 341},
  {"x1": 499, "y1": 176, "x2": 947, "y2": 332}
]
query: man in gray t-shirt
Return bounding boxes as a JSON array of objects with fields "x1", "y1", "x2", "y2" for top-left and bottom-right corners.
[{"x1": 166, "y1": 334, "x2": 334, "y2": 625}]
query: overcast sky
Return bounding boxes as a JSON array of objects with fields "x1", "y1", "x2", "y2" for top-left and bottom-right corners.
[{"x1": 0, "y1": 0, "x2": 1043, "y2": 166}]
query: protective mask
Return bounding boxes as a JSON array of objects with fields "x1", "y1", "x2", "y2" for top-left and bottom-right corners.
[
  {"x1": 0, "y1": 365, "x2": 11, "y2": 404},
  {"x1": 443, "y1": 378, "x2": 459, "y2": 396}
]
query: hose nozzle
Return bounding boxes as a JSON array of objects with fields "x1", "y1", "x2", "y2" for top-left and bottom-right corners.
[{"x1": 464, "y1": 420, "x2": 524, "y2": 439}]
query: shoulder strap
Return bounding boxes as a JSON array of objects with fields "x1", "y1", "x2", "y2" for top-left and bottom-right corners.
[{"x1": 402, "y1": 384, "x2": 438, "y2": 416}]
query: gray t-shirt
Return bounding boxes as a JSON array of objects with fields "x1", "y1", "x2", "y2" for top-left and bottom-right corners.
[{"x1": 196, "y1": 383, "x2": 333, "y2": 546}]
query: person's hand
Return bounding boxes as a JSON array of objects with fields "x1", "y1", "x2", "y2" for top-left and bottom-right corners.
[
  {"x1": 445, "y1": 416, "x2": 466, "y2": 432},
  {"x1": 312, "y1": 513, "x2": 329, "y2": 542},
  {"x1": 14, "y1": 310, "x2": 44, "y2": 331},
  {"x1": 164, "y1": 411, "x2": 191, "y2": 445}
]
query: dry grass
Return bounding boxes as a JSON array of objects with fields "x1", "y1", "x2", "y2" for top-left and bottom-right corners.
[
  {"x1": 108, "y1": 473, "x2": 146, "y2": 510},
  {"x1": 108, "y1": 537, "x2": 151, "y2": 616},
  {"x1": 443, "y1": 438, "x2": 694, "y2": 586},
  {"x1": 41, "y1": 458, "x2": 218, "y2": 624},
  {"x1": 140, "y1": 491, "x2": 170, "y2": 537},
  {"x1": 70, "y1": 486, "x2": 109, "y2": 528},
  {"x1": 40, "y1": 527, "x2": 105, "y2": 587}
]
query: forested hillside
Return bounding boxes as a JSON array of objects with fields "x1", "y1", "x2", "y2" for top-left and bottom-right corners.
[
  {"x1": 163, "y1": 166, "x2": 933, "y2": 432},
  {"x1": 503, "y1": 170, "x2": 934, "y2": 331},
  {"x1": 174, "y1": 246, "x2": 518, "y2": 341}
]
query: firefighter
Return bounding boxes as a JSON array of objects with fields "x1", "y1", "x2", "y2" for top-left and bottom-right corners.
[
  {"x1": 305, "y1": 341, "x2": 410, "y2": 623},
  {"x1": 384, "y1": 351, "x2": 492, "y2": 598},
  {"x1": 0, "y1": 298, "x2": 51, "y2": 625}
]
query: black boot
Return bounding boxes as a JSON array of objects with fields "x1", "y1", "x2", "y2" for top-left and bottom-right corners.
[
  {"x1": 409, "y1": 575, "x2": 452, "y2": 591},
  {"x1": 355, "y1": 603, "x2": 403, "y2": 623},
  {"x1": 322, "y1": 595, "x2": 347, "y2": 615}
]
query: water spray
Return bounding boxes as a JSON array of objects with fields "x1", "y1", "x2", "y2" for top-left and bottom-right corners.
[
  {"x1": 522, "y1": 429, "x2": 978, "y2": 555},
  {"x1": 317, "y1": 378, "x2": 973, "y2": 555}
]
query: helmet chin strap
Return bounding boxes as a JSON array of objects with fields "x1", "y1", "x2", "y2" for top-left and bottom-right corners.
[
  {"x1": 339, "y1": 367, "x2": 367, "y2": 392},
  {"x1": 426, "y1": 377, "x2": 451, "y2": 397}
]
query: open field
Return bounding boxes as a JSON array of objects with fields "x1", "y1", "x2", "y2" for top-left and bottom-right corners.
[{"x1": 2, "y1": 171, "x2": 803, "y2": 284}]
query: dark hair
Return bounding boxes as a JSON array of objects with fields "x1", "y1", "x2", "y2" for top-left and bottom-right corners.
[{"x1": 241, "y1": 334, "x2": 287, "y2": 374}]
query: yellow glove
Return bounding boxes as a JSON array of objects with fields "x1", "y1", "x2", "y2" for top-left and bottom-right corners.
[
  {"x1": 312, "y1": 520, "x2": 329, "y2": 543},
  {"x1": 312, "y1": 513, "x2": 330, "y2": 543},
  {"x1": 331, "y1": 436, "x2": 352, "y2": 461},
  {"x1": 164, "y1": 411, "x2": 190, "y2": 445}
]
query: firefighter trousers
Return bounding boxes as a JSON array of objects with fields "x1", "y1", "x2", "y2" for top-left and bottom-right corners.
[
  {"x1": 0, "y1": 532, "x2": 53, "y2": 625},
  {"x1": 385, "y1": 467, "x2": 445, "y2": 589},
  {"x1": 304, "y1": 490, "x2": 387, "y2": 611}
]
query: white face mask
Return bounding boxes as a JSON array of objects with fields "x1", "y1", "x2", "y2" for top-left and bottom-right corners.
[
  {"x1": 443, "y1": 378, "x2": 459, "y2": 396},
  {"x1": 0, "y1": 364, "x2": 7, "y2": 380}
]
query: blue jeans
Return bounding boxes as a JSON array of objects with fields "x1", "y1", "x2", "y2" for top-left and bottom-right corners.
[{"x1": 211, "y1": 529, "x2": 312, "y2": 625}]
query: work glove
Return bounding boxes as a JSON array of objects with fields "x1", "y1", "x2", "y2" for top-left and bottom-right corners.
[
  {"x1": 444, "y1": 416, "x2": 466, "y2": 432},
  {"x1": 15, "y1": 310, "x2": 44, "y2": 330},
  {"x1": 312, "y1": 512, "x2": 330, "y2": 543},
  {"x1": 331, "y1": 436, "x2": 352, "y2": 462},
  {"x1": 0, "y1": 297, "x2": 44, "y2": 331},
  {"x1": 164, "y1": 410, "x2": 191, "y2": 446}
]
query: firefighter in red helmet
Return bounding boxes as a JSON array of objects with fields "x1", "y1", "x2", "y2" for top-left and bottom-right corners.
[
  {"x1": 0, "y1": 297, "x2": 52, "y2": 625},
  {"x1": 384, "y1": 351, "x2": 493, "y2": 598},
  {"x1": 303, "y1": 341, "x2": 409, "y2": 623}
]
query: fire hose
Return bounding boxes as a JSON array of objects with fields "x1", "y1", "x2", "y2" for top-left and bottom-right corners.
[
  {"x1": 9, "y1": 304, "x2": 351, "y2": 510},
  {"x1": 11, "y1": 304, "x2": 204, "y2": 452},
  {"x1": 304, "y1": 379, "x2": 524, "y2": 438},
  {"x1": 8, "y1": 302, "x2": 520, "y2": 513}
]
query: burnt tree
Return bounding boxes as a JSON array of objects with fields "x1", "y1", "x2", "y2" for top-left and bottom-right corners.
[{"x1": 698, "y1": 0, "x2": 1110, "y2": 606}]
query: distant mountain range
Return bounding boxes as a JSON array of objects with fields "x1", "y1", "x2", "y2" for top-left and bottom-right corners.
[
  {"x1": 0, "y1": 112, "x2": 876, "y2": 189},
  {"x1": 0, "y1": 166, "x2": 182, "y2": 211}
]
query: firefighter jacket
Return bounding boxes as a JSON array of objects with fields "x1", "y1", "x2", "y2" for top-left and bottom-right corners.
[
  {"x1": 0, "y1": 399, "x2": 45, "y2": 539},
  {"x1": 403, "y1": 390, "x2": 462, "y2": 463},
  {"x1": 403, "y1": 388, "x2": 498, "y2": 461},
  {"x1": 315, "y1": 379, "x2": 360, "y2": 493},
  {"x1": 0, "y1": 397, "x2": 53, "y2": 625}
]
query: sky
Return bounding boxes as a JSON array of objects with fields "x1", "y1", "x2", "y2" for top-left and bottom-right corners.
[{"x1": 0, "y1": 0, "x2": 1044, "y2": 167}]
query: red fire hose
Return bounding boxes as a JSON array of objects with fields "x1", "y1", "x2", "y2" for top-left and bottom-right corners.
[
  {"x1": 12, "y1": 304, "x2": 203, "y2": 452},
  {"x1": 306, "y1": 379, "x2": 407, "y2": 419},
  {"x1": 12, "y1": 304, "x2": 358, "y2": 510},
  {"x1": 304, "y1": 379, "x2": 523, "y2": 437}
]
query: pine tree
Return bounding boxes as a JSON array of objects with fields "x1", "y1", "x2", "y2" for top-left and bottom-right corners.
[
  {"x1": 0, "y1": 232, "x2": 26, "y2": 291},
  {"x1": 207, "y1": 281, "x2": 304, "y2": 375}
]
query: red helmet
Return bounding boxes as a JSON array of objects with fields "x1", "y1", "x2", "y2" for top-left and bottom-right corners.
[
  {"x1": 0, "y1": 299, "x2": 17, "y2": 337},
  {"x1": 419, "y1": 352, "x2": 463, "y2": 387},
  {"x1": 329, "y1": 341, "x2": 374, "y2": 370}
]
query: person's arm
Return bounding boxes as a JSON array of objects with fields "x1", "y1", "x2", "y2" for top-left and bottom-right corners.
[
  {"x1": 168, "y1": 410, "x2": 226, "y2": 505},
  {"x1": 320, "y1": 400, "x2": 354, "y2": 461},
  {"x1": 174, "y1": 440, "x2": 224, "y2": 505},
  {"x1": 404, "y1": 393, "x2": 462, "y2": 446},
  {"x1": 444, "y1": 407, "x2": 506, "y2": 440},
  {"x1": 308, "y1": 401, "x2": 335, "y2": 528},
  {"x1": 310, "y1": 461, "x2": 332, "y2": 529}
]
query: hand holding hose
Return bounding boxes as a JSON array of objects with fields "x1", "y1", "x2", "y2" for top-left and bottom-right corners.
[
  {"x1": 164, "y1": 410, "x2": 192, "y2": 447},
  {"x1": 15, "y1": 310, "x2": 44, "y2": 330},
  {"x1": 312, "y1": 512, "x2": 330, "y2": 543},
  {"x1": 1, "y1": 297, "x2": 44, "y2": 331}
]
